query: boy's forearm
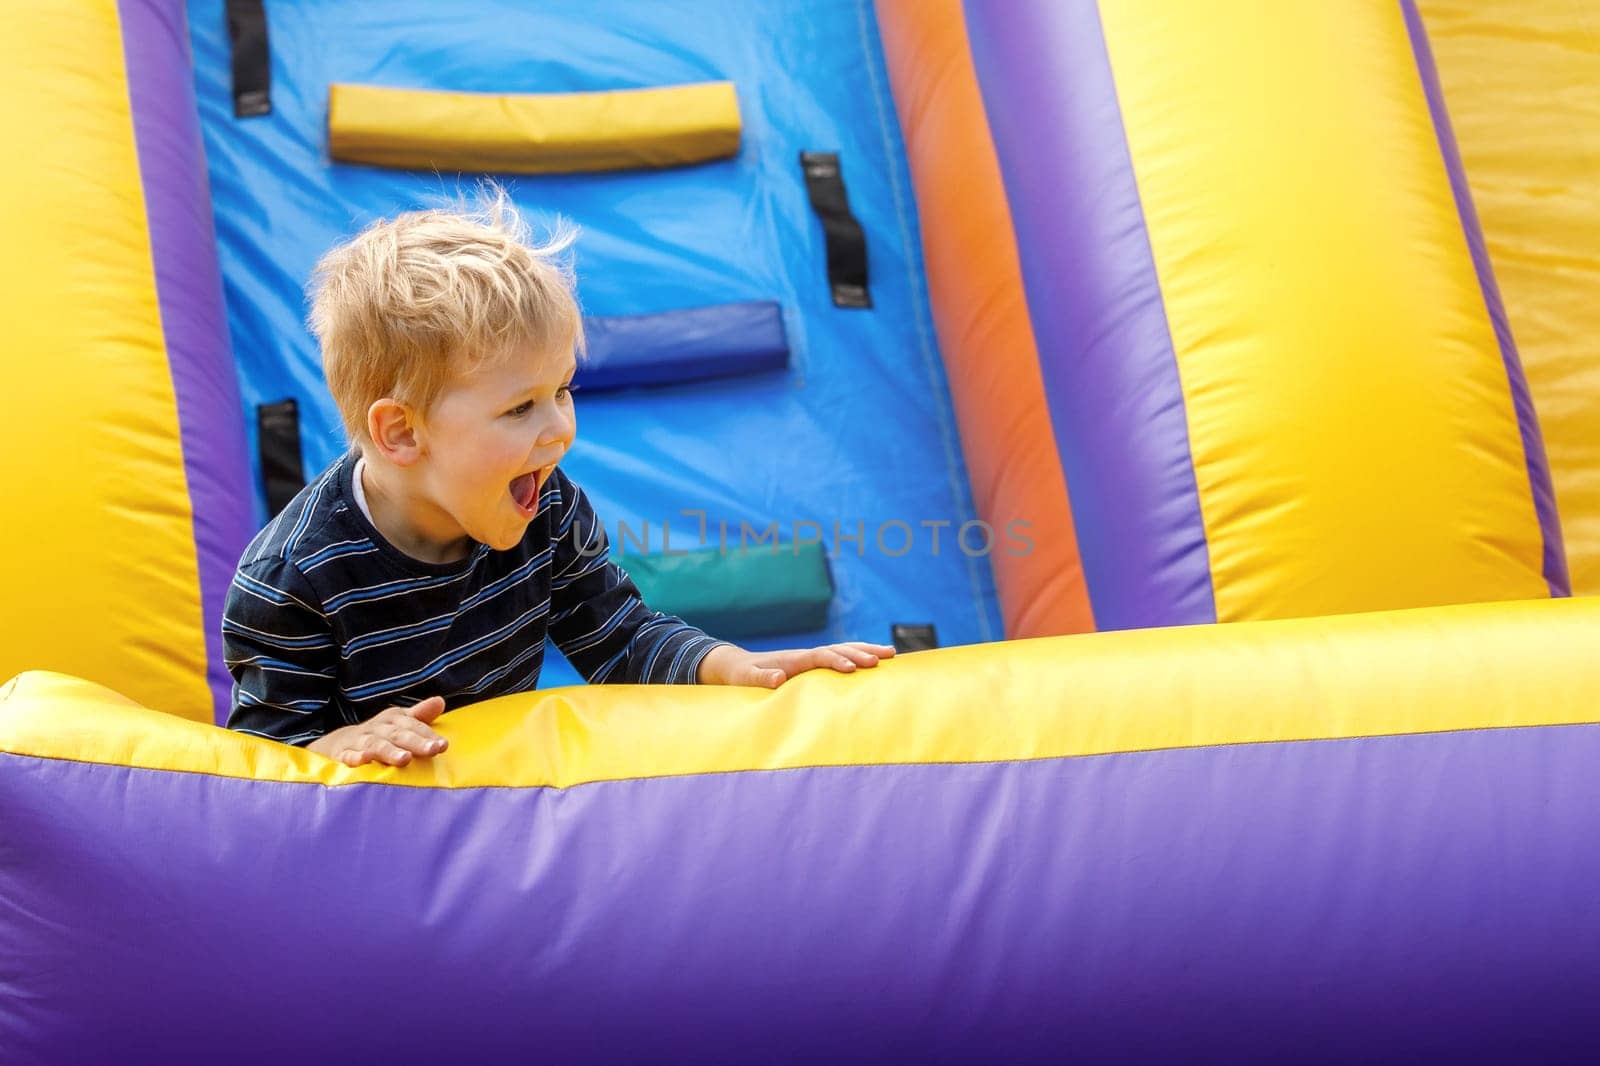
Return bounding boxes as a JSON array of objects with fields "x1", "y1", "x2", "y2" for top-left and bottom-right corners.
[
  {"x1": 224, "y1": 684, "x2": 331, "y2": 746},
  {"x1": 223, "y1": 560, "x2": 339, "y2": 741}
]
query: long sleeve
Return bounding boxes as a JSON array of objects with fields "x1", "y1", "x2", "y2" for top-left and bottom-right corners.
[
  {"x1": 546, "y1": 473, "x2": 725, "y2": 685},
  {"x1": 223, "y1": 557, "x2": 340, "y2": 745}
]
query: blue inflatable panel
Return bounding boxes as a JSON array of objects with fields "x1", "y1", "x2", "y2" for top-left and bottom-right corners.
[
  {"x1": 187, "y1": 0, "x2": 1001, "y2": 666},
  {"x1": 578, "y1": 301, "x2": 788, "y2": 392}
]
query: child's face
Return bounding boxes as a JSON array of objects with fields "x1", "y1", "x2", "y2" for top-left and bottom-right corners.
[{"x1": 413, "y1": 341, "x2": 577, "y2": 554}]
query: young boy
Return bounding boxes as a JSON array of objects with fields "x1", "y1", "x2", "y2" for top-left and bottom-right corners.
[{"x1": 224, "y1": 196, "x2": 892, "y2": 767}]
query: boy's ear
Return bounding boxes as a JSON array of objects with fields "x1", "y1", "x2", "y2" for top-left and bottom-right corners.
[{"x1": 367, "y1": 398, "x2": 421, "y2": 465}]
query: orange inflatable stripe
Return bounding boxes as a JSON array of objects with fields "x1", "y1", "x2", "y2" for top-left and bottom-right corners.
[{"x1": 876, "y1": 0, "x2": 1094, "y2": 638}]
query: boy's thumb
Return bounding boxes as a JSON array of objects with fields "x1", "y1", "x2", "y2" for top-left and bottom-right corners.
[{"x1": 409, "y1": 695, "x2": 447, "y2": 721}]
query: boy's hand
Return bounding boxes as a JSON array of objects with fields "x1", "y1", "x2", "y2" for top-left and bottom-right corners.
[
  {"x1": 696, "y1": 642, "x2": 895, "y2": 688},
  {"x1": 306, "y1": 696, "x2": 449, "y2": 767}
]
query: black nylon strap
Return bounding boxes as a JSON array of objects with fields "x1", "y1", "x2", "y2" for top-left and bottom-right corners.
[
  {"x1": 227, "y1": 0, "x2": 271, "y2": 118},
  {"x1": 891, "y1": 623, "x2": 939, "y2": 653},
  {"x1": 257, "y1": 400, "x2": 305, "y2": 517},
  {"x1": 799, "y1": 151, "x2": 871, "y2": 309}
]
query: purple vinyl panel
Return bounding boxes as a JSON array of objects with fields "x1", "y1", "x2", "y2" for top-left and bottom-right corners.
[
  {"x1": 961, "y1": 0, "x2": 1215, "y2": 631},
  {"x1": 1400, "y1": 0, "x2": 1569, "y2": 597},
  {"x1": 119, "y1": 0, "x2": 255, "y2": 720},
  {"x1": 6, "y1": 725, "x2": 1600, "y2": 1063}
]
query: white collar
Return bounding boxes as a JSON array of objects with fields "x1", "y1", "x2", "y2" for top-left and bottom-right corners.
[{"x1": 351, "y1": 456, "x2": 375, "y2": 525}]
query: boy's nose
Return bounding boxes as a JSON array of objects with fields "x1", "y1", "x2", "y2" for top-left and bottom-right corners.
[{"x1": 541, "y1": 409, "x2": 576, "y2": 449}]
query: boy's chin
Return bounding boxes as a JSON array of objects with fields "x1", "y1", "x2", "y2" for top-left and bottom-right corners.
[{"x1": 482, "y1": 522, "x2": 531, "y2": 552}]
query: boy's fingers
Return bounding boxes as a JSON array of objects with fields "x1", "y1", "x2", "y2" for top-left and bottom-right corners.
[
  {"x1": 756, "y1": 667, "x2": 785, "y2": 688},
  {"x1": 388, "y1": 723, "x2": 447, "y2": 756},
  {"x1": 836, "y1": 645, "x2": 881, "y2": 667},
  {"x1": 360, "y1": 734, "x2": 413, "y2": 767},
  {"x1": 406, "y1": 696, "x2": 447, "y2": 724}
]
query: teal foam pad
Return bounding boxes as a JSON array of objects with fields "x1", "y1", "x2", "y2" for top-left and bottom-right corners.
[{"x1": 616, "y1": 541, "x2": 833, "y2": 639}]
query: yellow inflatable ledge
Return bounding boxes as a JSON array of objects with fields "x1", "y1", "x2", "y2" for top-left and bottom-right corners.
[
  {"x1": 328, "y1": 80, "x2": 742, "y2": 174},
  {"x1": 4, "y1": 596, "x2": 1597, "y2": 791}
]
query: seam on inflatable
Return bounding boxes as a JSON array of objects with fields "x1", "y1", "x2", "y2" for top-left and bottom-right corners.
[{"x1": 11, "y1": 719, "x2": 1600, "y2": 794}]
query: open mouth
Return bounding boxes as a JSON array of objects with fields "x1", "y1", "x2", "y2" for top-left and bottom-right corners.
[{"x1": 509, "y1": 466, "x2": 552, "y2": 517}]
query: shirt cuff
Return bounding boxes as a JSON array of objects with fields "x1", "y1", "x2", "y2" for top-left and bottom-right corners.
[{"x1": 680, "y1": 637, "x2": 731, "y2": 685}]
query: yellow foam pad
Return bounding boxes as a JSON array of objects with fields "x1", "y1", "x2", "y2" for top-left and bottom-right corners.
[
  {"x1": 328, "y1": 81, "x2": 742, "y2": 174},
  {"x1": 5, "y1": 597, "x2": 1596, "y2": 790}
]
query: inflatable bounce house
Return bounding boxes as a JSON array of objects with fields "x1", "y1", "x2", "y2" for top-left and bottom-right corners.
[{"x1": 3, "y1": 0, "x2": 1599, "y2": 1060}]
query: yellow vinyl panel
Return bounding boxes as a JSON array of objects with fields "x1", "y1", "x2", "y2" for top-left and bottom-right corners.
[
  {"x1": 5, "y1": 596, "x2": 1597, "y2": 789},
  {"x1": 0, "y1": 4, "x2": 211, "y2": 719},
  {"x1": 1096, "y1": 1, "x2": 1548, "y2": 621},
  {"x1": 1420, "y1": 0, "x2": 1600, "y2": 595},
  {"x1": 329, "y1": 81, "x2": 742, "y2": 174}
]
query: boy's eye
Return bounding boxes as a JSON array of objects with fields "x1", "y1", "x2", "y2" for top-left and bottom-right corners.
[{"x1": 507, "y1": 385, "x2": 574, "y2": 415}]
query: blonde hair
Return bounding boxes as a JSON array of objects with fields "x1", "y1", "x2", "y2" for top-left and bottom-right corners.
[{"x1": 308, "y1": 188, "x2": 583, "y2": 444}]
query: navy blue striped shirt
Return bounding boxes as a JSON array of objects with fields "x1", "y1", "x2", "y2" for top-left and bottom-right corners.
[{"x1": 224, "y1": 451, "x2": 724, "y2": 745}]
